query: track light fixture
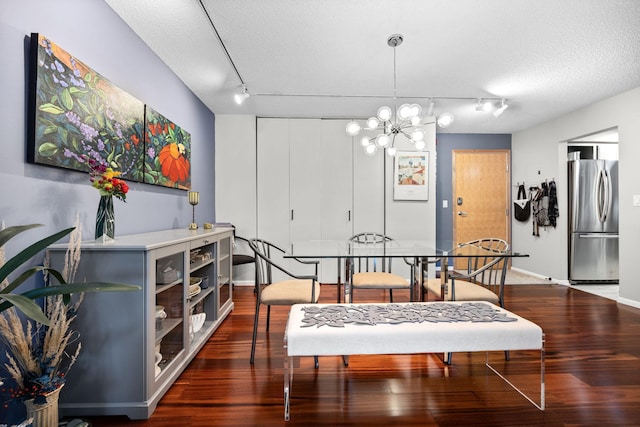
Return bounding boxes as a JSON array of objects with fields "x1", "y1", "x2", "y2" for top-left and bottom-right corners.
[
  {"x1": 475, "y1": 98, "x2": 492, "y2": 112},
  {"x1": 234, "y1": 85, "x2": 249, "y2": 105},
  {"x1": 493, "y1": 99, "x2": 509, "y2": 117}
]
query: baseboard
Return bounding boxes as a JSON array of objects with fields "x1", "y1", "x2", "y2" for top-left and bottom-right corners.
[{"x1": 510, "y1": 266, "x2": 558, "y2": 284}]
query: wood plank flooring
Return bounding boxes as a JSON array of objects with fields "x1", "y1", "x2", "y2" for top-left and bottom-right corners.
[{"x1": 81, "y1": 282, "x2": 640, "y2": 426}]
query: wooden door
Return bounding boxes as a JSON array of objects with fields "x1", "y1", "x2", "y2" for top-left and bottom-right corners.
[{"x1": 452, "y1": 150, "x2": 510, "y2": 267}]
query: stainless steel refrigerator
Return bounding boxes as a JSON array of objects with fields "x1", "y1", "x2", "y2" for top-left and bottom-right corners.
[{"x1": 568, "y1": 159, "x2": 619, "y2": 283}]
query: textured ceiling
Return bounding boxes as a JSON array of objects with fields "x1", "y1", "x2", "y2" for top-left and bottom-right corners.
[{"x1": 105, "y1": 0, "x2": 640, "y2": 134}]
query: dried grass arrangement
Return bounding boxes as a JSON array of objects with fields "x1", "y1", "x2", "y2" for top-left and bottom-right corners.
[
  {"x1": 0, "y1": 216, "x2": 83, "y2": 404},
  {"x1": 0, "y1": 217, "x2": 139, "y2": 406}
]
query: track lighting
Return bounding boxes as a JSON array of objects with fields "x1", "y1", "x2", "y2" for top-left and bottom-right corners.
[
  {"x1": 475, "y1": 98, "x2": 492, "y2": 112},
  {"x1": 493, "y1": 99, "x2": 509, "y2": 117},
  {"x1": 234, "y1": 85, "x2": 249, "y2": 105}
]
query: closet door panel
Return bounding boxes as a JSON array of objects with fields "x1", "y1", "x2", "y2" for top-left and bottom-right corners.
[
  {"x1": 319, "y1": 119, "x2": 353, "y2": 283},
  {"x1": 257, "y1": 118, "x2": 290, "y2": 249},
  {"x1": 289, "y1": 119, "x2": 322, "y2": 245},
  {"x1": 352, "y1": 140, "x2": 385, "y2": 234}
]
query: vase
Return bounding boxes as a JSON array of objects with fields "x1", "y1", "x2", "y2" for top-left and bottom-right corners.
[
  {"x1": 95, "y1": 195, "x2": 115, "y2": 242},
  {"x1": 23, "y1": 386, "x2": 62, "y2": 427}
]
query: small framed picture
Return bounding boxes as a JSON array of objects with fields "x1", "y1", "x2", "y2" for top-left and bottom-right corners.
[{"x1": 394, "y1": 151, "x2": 429, "y2": 201}]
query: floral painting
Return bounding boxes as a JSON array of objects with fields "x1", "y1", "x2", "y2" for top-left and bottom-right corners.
[
  {"x1": 144, "y1": 106, "x2": 191, "y2": 189},
  {"x1": 27, "y1": 33, "x2": 145, "y2": 182}
]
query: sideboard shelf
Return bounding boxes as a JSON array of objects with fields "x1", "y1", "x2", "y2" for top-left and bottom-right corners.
[{"x1": 47, "y1": 227, "x2": 234, "y2": 420}]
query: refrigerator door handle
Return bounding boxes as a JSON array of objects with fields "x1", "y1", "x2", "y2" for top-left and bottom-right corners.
[
  {"x1": 596, "y1": 168, "x2": 609, "y2": 223},
  {"x1": 577, "y1": 233, "x2": 618, "y2": 239}
]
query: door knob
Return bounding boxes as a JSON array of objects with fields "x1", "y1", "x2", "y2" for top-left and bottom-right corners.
[{"x1": 457, "y1": 211, "x2": 468, "y2": 216}]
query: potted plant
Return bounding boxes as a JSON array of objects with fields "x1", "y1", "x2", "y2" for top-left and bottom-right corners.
[{"x1": 0, "y1": 223, "x2": 139, "y2": 425}]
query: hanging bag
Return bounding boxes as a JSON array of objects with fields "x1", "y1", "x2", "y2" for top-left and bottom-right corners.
[{"x1": 514, "y1": 184, "x2": 531, "y2": 222}]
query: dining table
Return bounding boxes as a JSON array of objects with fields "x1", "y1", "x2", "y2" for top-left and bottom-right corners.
[{"x1": 284, "y1": 239, "x2": 528, "y2": 303}]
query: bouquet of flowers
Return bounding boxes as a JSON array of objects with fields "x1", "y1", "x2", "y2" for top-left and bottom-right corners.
[{"x1": 87, "y1": 159, "x2": 129, "y2": 202}]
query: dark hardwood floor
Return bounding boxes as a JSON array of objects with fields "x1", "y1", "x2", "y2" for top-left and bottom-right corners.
[{"x1": 81, "y1": 281, "x2": 640, "y2": 426}]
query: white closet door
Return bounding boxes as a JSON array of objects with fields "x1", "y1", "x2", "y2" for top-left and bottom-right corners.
[
  {"x1": 257, "y1": 118, "x2": 290, "y2": 249},
  {"x1": 289, "y1": 119, "x2": 322, "y2": 246},
  {"x1": 352, "y1": 137, "x2": 385, "y2": 235},
  {"x1": 319, "y1": 119, "x2": 353, "y2": 283}
]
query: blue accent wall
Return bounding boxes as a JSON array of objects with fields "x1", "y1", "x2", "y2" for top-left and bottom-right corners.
[
  {"x1": 435, "y1": 133, "x2": 512, "y2": 243},
  {"x1": 0, "y1": 1, "x2": 216, "y2": 422}
]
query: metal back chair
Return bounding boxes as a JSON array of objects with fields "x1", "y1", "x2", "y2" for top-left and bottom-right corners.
[
  {"x1": 348, "y1": 232, "x2": 412, "y2": 302},
  {"x1": 422, "y1": 237, "x2": 510, "y2": 364},
  {"x1": 248, "y1": 238, "x2": 319, "y2": 364}
]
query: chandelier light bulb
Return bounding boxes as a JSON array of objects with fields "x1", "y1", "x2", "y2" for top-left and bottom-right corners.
[
  {"x1": 376, "y1": 134, "x2": 391, "y2": 148},
  {"x1": 365, "y1": 143, "x2": 378, "y2": 155},
  {"x1": 398, "y1": 104, "x2": 412, "y2": 120},
  {"x1": 360, "y1": 136, "x2": 371, "y2": 147},
  {"x1": 411, "y1": 129, "x2": 425, "y2": 142},
  {"x1": 415, "y1": 140, "x2": 426, "y2": 150},
  {"x1": 377, "y1": 106, "x2": 392, "y2": 122},
  {"x1": 366, "y1": 117, "x2": 379, "y2": 129},
  {"x1": 411, "y1": 116, "x2": 421, "y2": 126},
  {"x1": 437, "y1": 112, "x2": 454, "y2": 128},
  {"x1": 346, "y1": 121, "x2": 361, "y2": 136},
  {"x1": 387, "y1": 146, "x2": 397, "y2": 156}
]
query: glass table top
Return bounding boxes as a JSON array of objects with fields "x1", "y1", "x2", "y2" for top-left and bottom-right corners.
[{"x1": 285, "y1": 239, "x2": 527, "y2": 259}]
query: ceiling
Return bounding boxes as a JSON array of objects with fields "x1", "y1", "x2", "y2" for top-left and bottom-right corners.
[{"x1": 105, "y1": 0, "x2": 640, "y2": 134}]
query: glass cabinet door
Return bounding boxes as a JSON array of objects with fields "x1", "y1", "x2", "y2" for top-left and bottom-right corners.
[{"x1": 154, "y1": 250, "x2": 185, "y2": 378}]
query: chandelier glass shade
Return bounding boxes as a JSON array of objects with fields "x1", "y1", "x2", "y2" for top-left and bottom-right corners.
[{"x1": 345, "y1": 34, "x2": 437, "y2": 156}]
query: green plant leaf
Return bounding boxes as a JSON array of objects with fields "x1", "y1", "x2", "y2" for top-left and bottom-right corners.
[
  {"x1": 38, "y1": 142, "x2": 59, "y2": 157},
  {"x1": 39, "y1": 103, "x2": 64, "y2": 114},
  {"x1": 60, "y1": 88, "x2": 73, "y2": 110},
  {"x1": 0, "y1": 226, "x2": 73, "y2": 285},
  {"x1": 0, "y1": 294, "x2": 50, "y2": 325}
]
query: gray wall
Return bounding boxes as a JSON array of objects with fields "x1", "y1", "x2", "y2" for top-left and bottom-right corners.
[
  {"x1": 0, "y1": 1, "x2": 216, "y2": 422},
  {"x1": 435, "y1": 134, "x2": 512, "y2": 243},
  {"x1": 512, "y1": 87, "x2": 640, "y2": 307}
]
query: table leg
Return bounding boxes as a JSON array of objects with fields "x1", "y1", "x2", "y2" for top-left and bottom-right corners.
[
  {"x1": 343, "y1": 258, "x2": 352, "y2": 304},
  {"x1": 440, "y1": 251, "x2": 449, "y2": 301},
  {"x1": 336, "y1": 258, "x2": 341, "y2": 303}
]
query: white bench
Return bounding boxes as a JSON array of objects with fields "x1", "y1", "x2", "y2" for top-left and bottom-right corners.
[{"x1": 284, "y1": 301, "x2": 544, "y2": 421}]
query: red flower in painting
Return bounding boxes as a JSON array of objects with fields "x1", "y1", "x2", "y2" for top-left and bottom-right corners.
[{"x1": 158, "y1": 143, "x2": 190, "y2": 183}]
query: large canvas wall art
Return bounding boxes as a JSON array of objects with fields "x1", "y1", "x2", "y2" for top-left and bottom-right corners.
[
  {"x1": 394, "y1": 151, "x2": 429, "y2": 201},
  {"x1": 144, "y1": 106, "x2": 191, "y2": 189},
  {"x1": 27, "y1": 33, "x2": 145, "y2": 182}
]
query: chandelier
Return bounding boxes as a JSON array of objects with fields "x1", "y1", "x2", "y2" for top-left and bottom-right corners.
[{"x1": 345, "y1": 34, "x2": 444, "y2": 156}]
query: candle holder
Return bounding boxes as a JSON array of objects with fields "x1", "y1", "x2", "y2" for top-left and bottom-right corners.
[{"x1": 188, "y1": 191, "x2": 199, "y2": 230}]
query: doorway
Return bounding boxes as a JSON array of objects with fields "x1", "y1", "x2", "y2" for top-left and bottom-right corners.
[{"x1": 452, "y1": 150, "x2": 510, "y2": 267}]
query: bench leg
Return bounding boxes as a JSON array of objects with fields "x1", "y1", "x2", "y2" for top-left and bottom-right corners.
[{"x1": 284, "y1": 354, "x2": 292, "y2": 420}]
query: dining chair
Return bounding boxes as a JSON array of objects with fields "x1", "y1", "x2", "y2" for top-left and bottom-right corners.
[
  {"x1": 422, "y1": 237, "x2": 510, "y2": 364},
  {"x1": 422, "y1": 238, "x2": 509, "y2": 305},
  {"x1": 347, "y1": 232, "x2": 413, "y2": 302},
  {"x1": 232, "y1": 235, "x2": 254, "y2": 288},
  {"x1": 248, "y1": 238, "x2": 320, "y2": 365}
]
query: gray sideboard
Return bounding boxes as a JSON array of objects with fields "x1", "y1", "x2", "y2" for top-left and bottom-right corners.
[{"x1": 47, "y1": 227, "x2": 234, "y2": 419}]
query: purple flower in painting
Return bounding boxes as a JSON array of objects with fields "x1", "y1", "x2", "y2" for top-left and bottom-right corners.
[
  {"x1": 69, "y1": 75, "x2": 85, "y2": 88},
  {"x1": 114, "y1": 122, "x2": 123, "y2": 139},
  {"x1": 147, "y1": 147, "x2": 155, "y2": 159},
  {"x1": 66, "y1": 111, "x2": 81, "y2": 126},
  {"x1": 79, "y1": 123, "x2": 98, "y2": 141},
  {"x1": 96, "y1": 139, "x2": 105, "y2": 151},
  {"x1": 54, "y1": 60, "x2": 64, "y2": 73},
  {"x1": 71, "y1": 58, "x2": 81, "y2": 76},
  {"x1": 43, "y1": 38, "x2": 53, "y2": 56}
]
